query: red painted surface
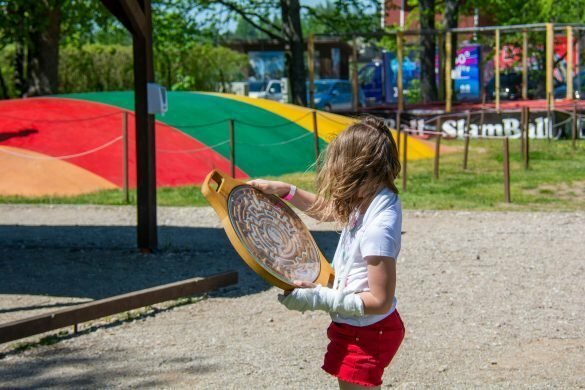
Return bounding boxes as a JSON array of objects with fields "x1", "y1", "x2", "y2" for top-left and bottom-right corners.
[{"x1": 0, "y1": 98, "x2": 246, "y2": 188}]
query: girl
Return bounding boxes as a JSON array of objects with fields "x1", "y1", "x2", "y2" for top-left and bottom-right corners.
[{"x1": 249, "y1": 116, "x2": 405, "y2": 389}]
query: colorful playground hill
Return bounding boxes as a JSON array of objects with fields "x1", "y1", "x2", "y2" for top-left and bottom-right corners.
[{"x1": 0, "y1": 92, "x2": 434, "y2": 196}]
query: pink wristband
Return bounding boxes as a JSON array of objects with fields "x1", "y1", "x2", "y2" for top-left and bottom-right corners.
[{"x1": 282, "y1": 185, "x2": 297, "y2": 201}]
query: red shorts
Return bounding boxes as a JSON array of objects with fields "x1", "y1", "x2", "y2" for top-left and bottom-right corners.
[{"x1": 322, "y1": 310, "x2": 405, "y2": 387}]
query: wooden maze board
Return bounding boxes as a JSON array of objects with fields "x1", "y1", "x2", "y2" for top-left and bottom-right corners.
[{"x1": 227, "y1": 186, "x2": 321, "y2": 285}]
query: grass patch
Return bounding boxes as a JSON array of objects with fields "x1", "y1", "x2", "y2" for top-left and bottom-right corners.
[{"x1": 1, "y1": 139, "x2": 584, "y2": 211}]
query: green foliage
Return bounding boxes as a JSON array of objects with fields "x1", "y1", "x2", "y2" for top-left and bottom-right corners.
[
  {"x1": 158, "y1": 44, "x2": 247, "y2": 92},
  {"x1": 59, "y1": 45, "x2": 134, "y2": 93}
]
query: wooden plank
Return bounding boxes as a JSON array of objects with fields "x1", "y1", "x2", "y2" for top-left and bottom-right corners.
[
  {"x1": 0, "y1": 272, "x2": 238, "y2": 345},
  {"x1": 119, "y1": 0, "x2": 147, "y2": 39}
]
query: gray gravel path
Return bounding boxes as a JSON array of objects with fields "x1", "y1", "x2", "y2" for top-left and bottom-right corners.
[{"x1": 0, "y1": 205, "x2": 584, "y2": 389}]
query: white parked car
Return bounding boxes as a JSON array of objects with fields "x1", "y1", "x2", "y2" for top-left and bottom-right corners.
[{"x1": 248, "y1": 80, "x2": 284, "y2": 102}]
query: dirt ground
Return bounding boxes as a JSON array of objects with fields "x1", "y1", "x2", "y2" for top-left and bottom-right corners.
[{"x1": 0, "y1": 205, "x2": 584, "y2": 389}]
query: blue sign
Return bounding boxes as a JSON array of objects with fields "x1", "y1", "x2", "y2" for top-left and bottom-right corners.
[{"x1": 453, "y1": 45, "x2": 481, "y2": 100}]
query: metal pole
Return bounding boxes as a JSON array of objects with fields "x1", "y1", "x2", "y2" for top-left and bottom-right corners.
[
  {"x1": 463, "y1": 111, "x2": 470, "y2": 170},
  {"x1": 402, "y1": 130, "x2": 407, "y2": 191},
  {"x1": 122, "y1": 111, "x2": 129, "y2": 204},
  {"x1": 312, "y1": 110, "x2": 320, "y2": 161},
  {"x1": 567, "y1": 26, "x2": 574, "y2": 100},
  {"x1": 546, "y1": 23, "x2": 555, "y2": 111},
  {"x1": 308, "y1": 33, "x2": 315, "y2": 109},
  {"x1": 229, "y1": 119, "x2": 235, "y2": 177},
  {"x1": 522, "y1": 30, "x2": 528, "y2": 100},
  {"x1": 434, "y1": 117, "x2": 442, "y2": 180},
  {"x1": 397, "y1": 31, "x2": 404, "y2": 112},
  {"x1": 503, "y1": 137, "x2": 511, "y2": 203},
  {"x1": 351, "y1": 35, "x2": 359, "y2": 112},
  {"x1": 445, "y1": 31, "x2": 453, "y2": 113},
  {"x1": 495, "y1": 28, "x2": 501, "y2": 112}
]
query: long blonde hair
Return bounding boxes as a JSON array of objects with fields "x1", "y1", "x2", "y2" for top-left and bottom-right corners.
[{"x1": 310, "y1": 116, "x2": 401, "y2": 225}]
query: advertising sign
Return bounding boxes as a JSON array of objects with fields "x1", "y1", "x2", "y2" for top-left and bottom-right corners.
[{"x1": 452, "y1": 45, "x2": 481, "y2": 100}]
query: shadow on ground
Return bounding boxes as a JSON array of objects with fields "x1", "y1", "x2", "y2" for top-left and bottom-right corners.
[
  {"x1": 0, "y1": 225, "x2": 340, "y2": 302},
  {"x1": 0, "y1": 344, "x2": 215, "y2": 388}
]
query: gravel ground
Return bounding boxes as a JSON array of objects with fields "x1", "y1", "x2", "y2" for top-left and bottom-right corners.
[{"x1": 0, "y1": 205, "x2": 584, "y2": 389}]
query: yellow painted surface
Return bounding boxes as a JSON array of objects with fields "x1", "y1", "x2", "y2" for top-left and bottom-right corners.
[
  {"x1": 207, "y1": 93, "x2": 435, "y2": 160},
  {"x1": 0, "y1": 146, "x2": 117, "y2": 196}
]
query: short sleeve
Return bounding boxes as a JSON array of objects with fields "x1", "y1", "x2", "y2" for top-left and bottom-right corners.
[{"x1": 359, "y1": 215, "x2": 401, "y2": 260}]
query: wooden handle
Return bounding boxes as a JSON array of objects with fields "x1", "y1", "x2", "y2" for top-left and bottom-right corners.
[{"x1": 201, "y1": 170, "x2": 244, "y2": 219}]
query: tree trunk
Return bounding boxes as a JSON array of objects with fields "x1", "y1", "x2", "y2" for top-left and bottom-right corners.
[
  {"x1": 26, "y1": 3, "x2": 61, "y2": 96},
  {"x1": 13, "y1": 40, "x2": 26, "y2": 97},
  {"x1": 280, "y1": 0, "x2": 307, "y2": 106},
  {"x1": 444, "y1": 0, "x2": 459, "y2": 101},
  {"x1": 0, "y1": 68, "x2": 8, "y2": 99},
  {"x1": 419, "y1": 0, "x2": 437, "y2": 103}
]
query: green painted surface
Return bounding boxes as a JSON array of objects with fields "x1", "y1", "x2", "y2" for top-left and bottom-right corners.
[{"x1": 62, "y1": 91, "x2": 326, "y2": 177}]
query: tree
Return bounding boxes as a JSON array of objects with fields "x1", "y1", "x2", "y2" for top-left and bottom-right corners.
[
  {"x1": 187, "y1": 0, "x2": 381, "y2": 106},
  {"x1": 0, "y1": 0, "x2": 111, "y2": 97},
  {"x1": 418, "y1": 0, "x2": 438, "y2": 102}
]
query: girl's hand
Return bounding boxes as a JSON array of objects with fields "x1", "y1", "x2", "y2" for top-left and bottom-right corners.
[
  {"x1": 247, "y1": 179, "x2": 291, "y2": 198},
  {"x1": 292, "y1": 280, "x2": 317, "y2": 289}
]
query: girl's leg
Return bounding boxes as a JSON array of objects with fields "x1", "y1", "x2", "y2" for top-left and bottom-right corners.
[{"x1": 338, "y1": 379, "x2": 380, "y2": 390}]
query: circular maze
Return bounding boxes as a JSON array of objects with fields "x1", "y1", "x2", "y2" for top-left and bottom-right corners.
[{"x1": 227, "y1": 185, "x2": 321, "y2": 284}]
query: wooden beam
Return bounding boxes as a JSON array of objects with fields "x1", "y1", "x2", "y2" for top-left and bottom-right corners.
[
  {"x1": 495, "y1": 28, "x2": 501, "y2": 112},
  {"x1": 99, "y1": 0, "x2": 134, "y2": 33},
  {"x1": 133, "y1": 0, "x2": 157, "y2": 251},
  {"x1": 397, "y1": 31, "x2": 404, "y2": 112},
  {"x1": 445, "y1": 31, "x2": 452, "y2": 113},
  {"x1": 567, "y1": 26, "x2": 574, "y2": 100},
  {"x1": 351, "y1": 35, "x2": 359, "y2": 112},
  {"x1": 522, "y1": 30, "x2": 528, "y2": 100},
  {"x1": 120, "y1": 0, "x2": 148, "y2": 39},
  {"x1": 0, "y1": 272, "x2": 238, "y2": 345},
  {"x1": 546, "y1": 23, "x2": 554, "y2": 110},
  {"x1": 308, "y1": 34, "x2": 315, "y2": 109}
]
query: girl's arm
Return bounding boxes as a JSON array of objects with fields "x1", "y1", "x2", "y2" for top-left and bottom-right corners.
[
  {"x1": 285, "y1": 256, "x2": 396, "y2": 316},
  {"x1": 358, "y1": 256, "x2": 397, "y2": 315},
  {"x1": 247, "y1": 179, "x2": 332, "y2": 222}
]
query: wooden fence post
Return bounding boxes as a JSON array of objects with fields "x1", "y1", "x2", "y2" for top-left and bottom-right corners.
[
  {"x1": 463, "y1": 111, "x2": 471, "y2": 170},
  {"x1": 229, "y1": 119, "x2": 235, "y2": 177},
  {"x1": 396, "y1": 110, "x2": 402, "y2": 157},
  {"x1": 572, "y1": 104, "x2": 578, "y2": 149},
  {"x1": 434, "y1": 117, "x2": 442, "y2": 180},
  {"x1": 524, "y1": 107, "x2": 530, "y2": 170},
  {"x1": 503, "y1": 137, "x2": 511, "y2": 203},
  {"x1": 122, "y1": 111, "x2": 129, "y2": 204},
  {"x1": 402, "y1": 130, "x2": 408, "y2": 191},
  {"x1": 312, "y1": 110, "x2": 320, "y2": 161}
]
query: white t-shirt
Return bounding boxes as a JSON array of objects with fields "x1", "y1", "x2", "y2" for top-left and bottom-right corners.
[{"x1": 330, "y1": 187, "x2": 402, "y2": 327}]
